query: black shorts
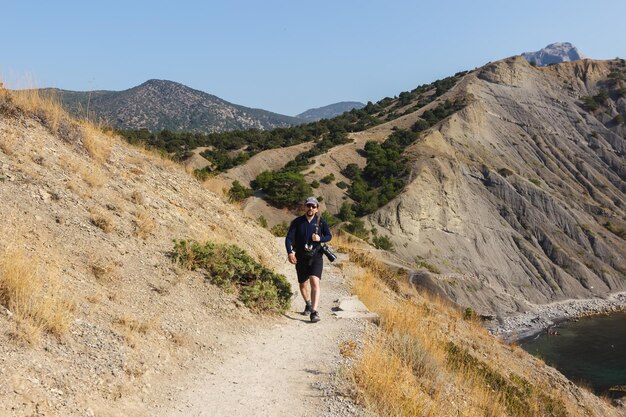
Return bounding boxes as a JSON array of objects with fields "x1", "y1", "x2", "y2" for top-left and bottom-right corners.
[{"x1": 295, "y1": 254, "x2": 323, "y2": 283}]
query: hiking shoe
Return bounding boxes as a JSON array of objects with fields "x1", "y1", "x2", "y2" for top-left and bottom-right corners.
[
  {"x1": 310, "y1": 310, "x2": 320, "y2": 323},
  {"x1": 302, "y1": 303, "x2": 312, "y2": 315}
]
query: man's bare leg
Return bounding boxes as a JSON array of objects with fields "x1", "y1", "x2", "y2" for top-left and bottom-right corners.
[
  {"x1": 310, "y1": 275, "x2": 320, "y2": 311},
  {"x1": 299, "y1": 281, "x2": 310, "y2": 304}
]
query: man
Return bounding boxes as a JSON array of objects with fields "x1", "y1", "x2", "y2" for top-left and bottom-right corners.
[{"x1": 285, "y1": 196, "x2": 332, "y2": 323}]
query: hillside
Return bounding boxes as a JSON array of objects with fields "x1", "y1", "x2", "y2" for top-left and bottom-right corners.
[
  {"x1": 0, "y1": 88, "x2": 336, "y2": 415},
  {"x1": 365, "y1": 57, "x2": 626, "y2": 318},
  {"x1": 42, "y1": 79, "x2": 303, "y2": 133},
  {"x1": 213, "y1": 57, "x2": 626, "y2": 327},
  {"x1": 1, "y1": 82, "x2": 625, "y2": 416},
  {"x1": 296, "y1": 101, "x2": 366, "y2": 122}
]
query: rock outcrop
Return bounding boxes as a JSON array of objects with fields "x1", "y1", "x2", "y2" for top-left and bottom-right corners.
[{"x1": 521, "y1": 42, "x2": 584, "y2": 66}]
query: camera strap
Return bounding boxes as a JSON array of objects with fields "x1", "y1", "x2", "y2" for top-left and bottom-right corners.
[{"x1": 314, "y1": 212, "x2": 320, "y2": 237}]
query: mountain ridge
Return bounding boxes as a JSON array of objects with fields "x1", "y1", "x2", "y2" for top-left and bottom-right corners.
[
  {"x1": 42, "y1": 79, "x2": 305, "y2": 133},
  {"x1": 296, "y1": 101, "x2": 366, "y2": 121}
]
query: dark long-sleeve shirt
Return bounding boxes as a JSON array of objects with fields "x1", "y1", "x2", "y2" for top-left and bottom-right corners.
[{"x1": 285, "y1": 215, "x2": 332, "y2": 255}]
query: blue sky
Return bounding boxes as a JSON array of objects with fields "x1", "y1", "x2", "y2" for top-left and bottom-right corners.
[{"x1": 2, "y1": 0, "x2": 625, "y2": 116}]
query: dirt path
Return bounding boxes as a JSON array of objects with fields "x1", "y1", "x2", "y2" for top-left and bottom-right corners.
[{"x1": 160, "y1": 240, "x2": 366, "y2": 417}]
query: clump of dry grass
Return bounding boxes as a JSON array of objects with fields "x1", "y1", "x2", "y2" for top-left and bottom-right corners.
[
  {"x1": 114, "y1": 314, "x2": 157, "y2": 348},
  {"x1": 0, "y1": 130, "x2": 18, "y2": 156},
  {"x1": 81, "y1": 122, "x2": 112, "y2": 164},
  {"x1": 89, "y1": 207, "x2": 115, "y2": 233},
  {"x1": 90, "y1": 257, "x2": 117, "y2": 283},
  {"x1": 78, "y1": 162, "x2": 106, "y2": 188},
  {"x1": 9, "y1": 88, "x2": 65, "y2": 134},
  {"x1": 0, "y1": 246, "x2": 73, "y2": 344},
  {"x1": 133, "y1": 209, "x2": 155, "y2": 239},
  {"x1": 129, "y1": 190, "x2": 145, "y2": 205},
  {"x1": 2, "y1": 85, "x2": 114, "y2": 172},
  {"x1": 59, "y1": 154, "x2": 106, "y2": 189}
]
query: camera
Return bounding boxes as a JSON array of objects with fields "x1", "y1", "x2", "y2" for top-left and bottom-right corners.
[{"x1": 321, "y1": 244, "x2": 337, "y2": 262}]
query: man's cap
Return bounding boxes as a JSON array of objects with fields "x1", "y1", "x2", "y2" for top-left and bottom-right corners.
[{"x1": 305, "y1": 197, "x2": 319, "y2": 207}]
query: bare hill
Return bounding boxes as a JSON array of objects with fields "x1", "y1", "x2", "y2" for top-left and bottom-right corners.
[{"x1": 368, "y1": 57, "x2": 626, "y2": 317}]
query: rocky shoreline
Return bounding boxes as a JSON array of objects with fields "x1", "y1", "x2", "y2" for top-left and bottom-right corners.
[{"x1": 487, "y1": 292, "x2": 626, "y2": 343}]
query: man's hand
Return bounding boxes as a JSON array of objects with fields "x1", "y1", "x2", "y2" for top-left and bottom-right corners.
[
  {"x1": 311, "y1": 233, "x2": 320, "y2": 242},
  {"x1": 288, "y1": 253, "x2": 297, "y2": 264}
]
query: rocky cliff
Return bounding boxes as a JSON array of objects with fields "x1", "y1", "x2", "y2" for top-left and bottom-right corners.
[{"x1": 521, "y1": 42, "x2": 584, "y2": 66}]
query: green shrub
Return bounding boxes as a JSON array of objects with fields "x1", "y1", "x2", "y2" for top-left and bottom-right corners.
[
  {"x1": 463, "y1": 307, "x2": 477, "y2": 321},
  {"x1": 172, "y1": 239, "x2": 292, "y2": 313},
  {"x1": 253, "y1": 171, "x2": 312, "y2": 208},
  {"x1": 270, "y1": 221, "x2": 289, "y2": 237},
  {"x1": 613, "y1": 114, "x2": 625, "y2": 125},
  {"x1": 336, "y1": 181, "x2": 348, "y2": 189},
  {"x1": 372, "y1": 235, "x2": 394, "y2": 251},
  {"x1": 321, "y1": 173, "x2": 335, "y2": 184},
  {"x1": 337, "y1": 202, "x2": 355, "y2": 221},
  {"x1": 415, "y1": 259, "x2": 441, "y2": 274},
  {"x1": 310, "y1": 180, "x2": 320, "y2": 188},
  {"x1": 193, "y1": 167, "x2": 212, "y2": 181},
  {"x1": 580, "y1": 96, "x2": 599, "y2": 112},
  {"x1": 228, "y1": 180, "x2": 253, "y2": 202},
  {"x1": 342, "y1": 219, "x2": 369, "y2": 240},
  {"x1": 498, "y1": 168, "x2": 514, "y2": 177},
  {"x1": 321, "y1": 211, "x2": 340, "y2": 228},
  {"x1": 342, "y1": 163, "x2": 361, "y2": 180},
  {"x1": 594, "y1": 89, "x2": 609, "y2": 104},
  {"x1": 257, "y1": 216, "x2": 268, "y2": 228}
]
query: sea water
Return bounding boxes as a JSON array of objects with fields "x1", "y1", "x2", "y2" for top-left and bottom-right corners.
[{"x1": 520, "y1": 311, "x2": 626, "y2": 395}]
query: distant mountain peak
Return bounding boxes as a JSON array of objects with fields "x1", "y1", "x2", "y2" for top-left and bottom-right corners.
[
  {"x1": 49, "y1": 80, "x2": 303, "y2": 133},
  {"x1": 521, "y1": 42, "x2": 585, "y2": 66},
  {"x1": 296, "y1": 101, "x2": 365, "y2": 121}
]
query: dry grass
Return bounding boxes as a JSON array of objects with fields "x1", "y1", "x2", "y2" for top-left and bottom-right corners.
[
  {"x1": 134, "y1": 144, "x2": 178, "y2": 170},
  {"x1": 0, "y1": 246, "x2": 73, "y2": 344},
  {"x1": 0, "y1": 129, "x2": 18, "y2": 156},
  {"x1": 90, "y1": 257, "x2": 117, "y2": 283},
  {"x1": 9, "y1": 88, "x2": 64, "y2": 133},
  {"x1": 2, "y1": 86, "x2": 112, "y2": 178},
  {"x1": 81, "y1": 122, "x2": 112, "y2": 164},
  {"x1": 133, "y1": 209, "x2": 155, "y2": 239},
  {"x1": 114, "y1": 314, "x2": 157, "y2": 348},
  {"x1": 59, "y1": 154, "x2": 106, "y2": 189},
  {"x1": 129, "y1": 190, "x2": 145, "y2": 205},
  {"x1": 89, "y1": 207, "x2": 115, "y2": 234},
  {"x1": 340, "y1": 236, "x2": 576, "y2": 417},
  {"x1": 78, "y1": 162, "x2": 106, "y2": 188}
]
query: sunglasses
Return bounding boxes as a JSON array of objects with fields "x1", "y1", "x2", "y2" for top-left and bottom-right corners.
[{"x1": 306, "y1": 204, "x2": 318, "y2": 208}]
